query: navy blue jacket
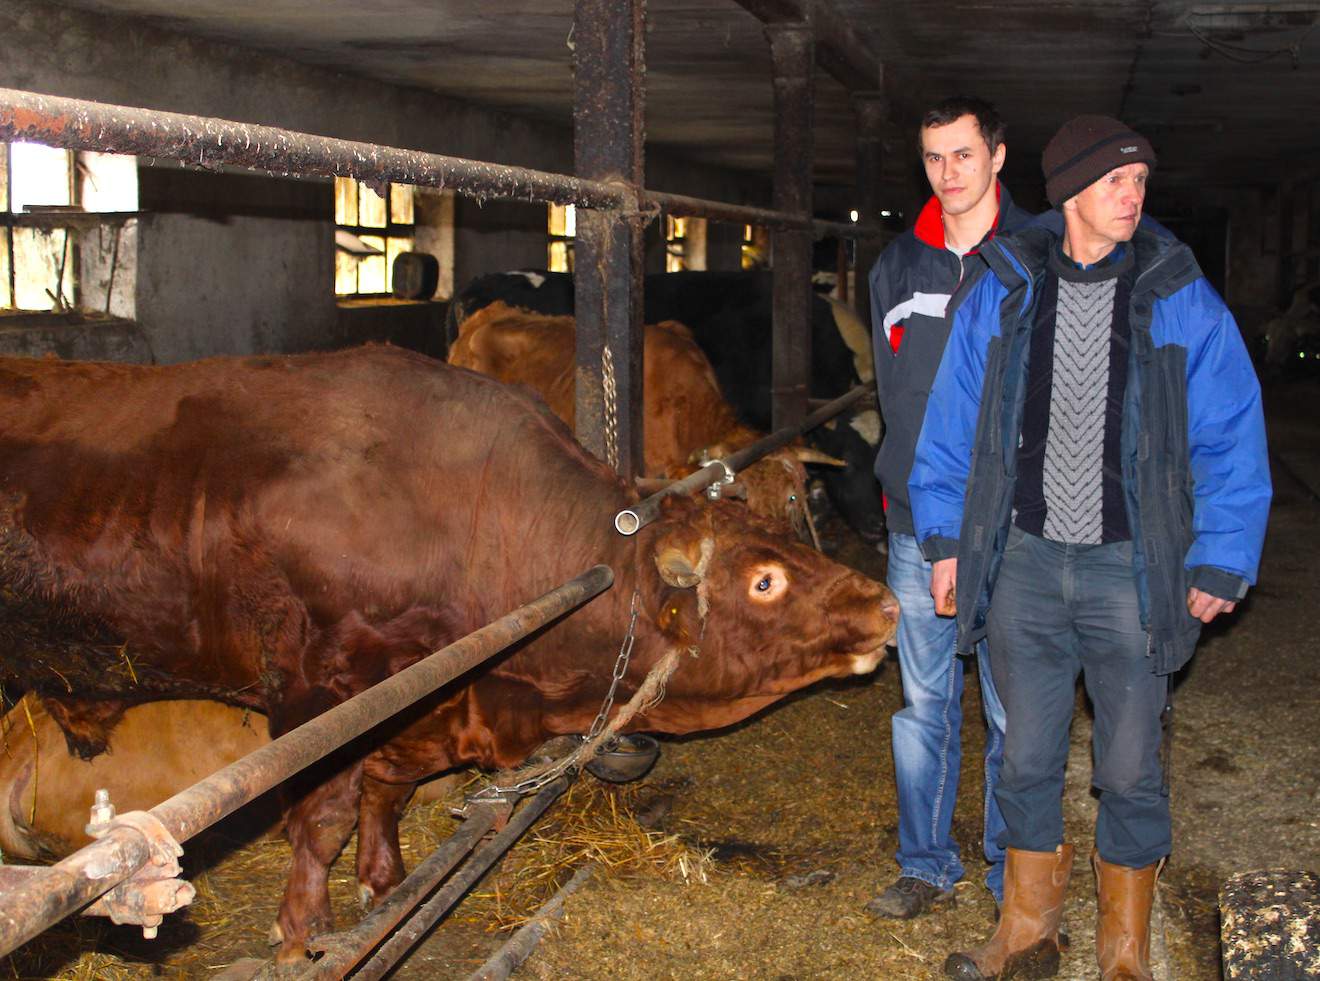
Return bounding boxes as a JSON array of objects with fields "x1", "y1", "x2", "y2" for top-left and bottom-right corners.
[
  {"x1": 869, "y1": 184, "x2": 1034, "y2": 537},
  {"x1": 909, "y1": 220, "x2": 1271, "y2": 674}
]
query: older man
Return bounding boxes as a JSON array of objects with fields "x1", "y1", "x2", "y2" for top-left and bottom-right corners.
[{"x1": 910, "y1": 116, "x2": 1271, "y2": 979}]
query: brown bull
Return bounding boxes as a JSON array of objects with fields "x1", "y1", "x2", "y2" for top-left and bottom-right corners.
[
  {"x1": 448, "y1": 301, "x2": 840, "y2": 537},
  {"x1": 0, "y1": 346, "x2": 896, "y2": 961}
]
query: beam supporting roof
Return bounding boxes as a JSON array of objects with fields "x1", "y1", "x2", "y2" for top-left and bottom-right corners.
[{"x1": 732, "y1": 0, "x2": 887, "y2": 93}]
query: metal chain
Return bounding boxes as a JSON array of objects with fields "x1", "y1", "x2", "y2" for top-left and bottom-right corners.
[
  {"x1": 601, "y1": 342, "x2": 619, "y2": 471},
  {"x1": 461, "y1": 590, "x2": 640, "y2": 806}
]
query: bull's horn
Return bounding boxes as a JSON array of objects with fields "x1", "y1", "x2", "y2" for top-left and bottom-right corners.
[
  {"x1": 655, "y1": 547, "x2": 702, "y2": 588},
  {"x1": 793, "y1": 447, "x2": 847, "y2": 467}
]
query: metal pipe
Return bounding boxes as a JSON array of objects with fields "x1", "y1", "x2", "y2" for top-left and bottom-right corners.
[
  {"x1": 571, "y1": 0, "x2": 646, "y2": 478},
  {"x1": 300, "y1": 804, "x2": 503, "y2": 980},
  {"x1": 0, "y1": 824, "x2": 152, "y2": 956},
  {"x1": 0, "y1": 567, "x2": 612, "y2": 958},
  {"x1": 614, "y1": 382, "x2": 874, "y2": 534},
  {"x1": 467, "y1": 863, "x2": 596, "y2": 981},
  {"x1": 348, "y1": 779, "x2": 570, "y2": 981},
  {"x1": 0, "y1": 88, "x2": 880, "y2": 240},
  {"x1": 768, "y1": 21, "x2": 816, "y2": 431},
  {"x1": 648, "y1": 189, "x2": 883, "y2": 241}
]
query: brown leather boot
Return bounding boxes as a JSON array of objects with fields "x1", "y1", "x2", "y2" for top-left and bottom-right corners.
[
  {"x1": 943, "y1": 844, "x2": 1074, "y2": 979},
  {"x1": 1094, "y1": 852, "x2": 1160, "y2": 981}
]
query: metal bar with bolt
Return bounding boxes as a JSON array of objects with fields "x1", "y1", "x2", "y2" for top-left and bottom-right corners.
[
  {"x1": 340, "y1": 779, "x2": 571, "y2": 981},
  {"x1": 0, "y1": 566, "x2": 614, "y2": 959},
  {"x1": 614, "y1": 382, "x2": 875, "y2": 535},
  {"x1": 290, "y1": 801, "x2": 506, "y2": 980},
  {"x1": 0, "y1": 88, "x2": 882, "y2": 240}
]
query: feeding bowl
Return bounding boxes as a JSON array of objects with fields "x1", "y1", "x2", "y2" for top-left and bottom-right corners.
[{"x1": 584, "y1": 733, "x2": 661, "y2": 783}]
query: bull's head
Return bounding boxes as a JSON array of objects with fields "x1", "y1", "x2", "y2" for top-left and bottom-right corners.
[{"x1": 635, "y1": 497, "x2": 899, "y2": 734}]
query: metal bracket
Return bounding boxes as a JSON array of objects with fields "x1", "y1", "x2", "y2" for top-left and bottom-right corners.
[
  {"x1": 81, "y1": 801, "x2": 195, "y2": 939},
  {"x1": 700, "y1": 456, "x2": 736, "y2": 501}
]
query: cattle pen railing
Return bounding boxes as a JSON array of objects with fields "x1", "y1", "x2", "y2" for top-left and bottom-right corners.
[
  {"x1": 615, "y1": 380, "x2": 877, "y2": 534},
  {"x1": 0, "y1": 88, "x2": 877, "y2": 242},
  {"x1": 0, "y1": 566, "x2": 614, "y2": 963}
]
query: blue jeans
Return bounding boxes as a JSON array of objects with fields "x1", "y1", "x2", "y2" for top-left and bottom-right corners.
[
  {"x1": 987, "y1": 527, "x2": 1171, "y2": 867},
  {"x1": 887, "y1": 533, "x2": 1008, "y2": 900}
]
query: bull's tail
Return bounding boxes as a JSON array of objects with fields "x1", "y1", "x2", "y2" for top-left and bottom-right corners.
[
  {"x1": 0, "y1": 699, "x2": 59, "y2": 862},
  {"x1": 0, "y1": 759, "x2": 56, "y2": 862}
]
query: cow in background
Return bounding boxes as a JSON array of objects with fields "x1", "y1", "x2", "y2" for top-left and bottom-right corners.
[
  {"x1": 444, "y1": 270, "x2": 886, "y2": 545},
  {"x1": 0, "y1": 347, "x2": 898, "y2": 961},
  {"x1": 448, "y1": 301, "x2": 842, "y2": 541},
  {"x1": 0, "y1": 696, "x2": 277, "y2": 860}
]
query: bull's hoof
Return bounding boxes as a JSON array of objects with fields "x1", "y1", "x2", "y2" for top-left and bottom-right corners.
[
  {"x1": 943, "y1": 952, "x2": 988, "y2": 979},
  {"x1": 358, "y1": 882, "x2": 376, "y2": 911},
  {"x1": 267, "y1": 921, "x2": 283, "y2": 947}
]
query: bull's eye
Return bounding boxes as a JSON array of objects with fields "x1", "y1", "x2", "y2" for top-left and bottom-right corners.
[
  {"x1": 747, "y1": 562, "x2": 788, "y2": 602},
  {"x1": 788, "y1": 494, "x2": 797, "y2": 503}
]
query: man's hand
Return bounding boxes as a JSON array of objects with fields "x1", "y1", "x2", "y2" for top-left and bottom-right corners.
[
  {"x1": 931, "y1": 558, "x2": 957, "y2": 616},
  {"x1": 1187, "y1": 587, "x2": 1236, "y2": 624}
]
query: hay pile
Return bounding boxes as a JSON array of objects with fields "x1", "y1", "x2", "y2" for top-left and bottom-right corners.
[{"x1": 1, "y1": 766, "x2": 711, "y2": 979}]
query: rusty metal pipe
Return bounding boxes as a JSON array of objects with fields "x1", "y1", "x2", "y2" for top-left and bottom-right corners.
[
  {"x1": 152, "y1": 566, "x2": 611, "y2": 842},
  {"x1": 298, "y1": 803, "x2": 503, "y2": 980},
  {"x1": 348, "y1": 779, "x2": 570, "y2": 981},
  {"x1": 614, "y1": 382, "x2": 874, "y2": 534},
  {"x1": 0, "y1": 824, "x2": 152, "y2": 955},
  {"x1": 0, "y1": 567, "x2": 612, "y2": 959},
  {"x1": 0, "y1": 88, "x2": 879, "y2": 240},
  {"x1": 467, "y1": 863, "x2": 596, "y2": 981},
  {"x1": 648, "y1": 189, "x2": 883, "y2": 241}
]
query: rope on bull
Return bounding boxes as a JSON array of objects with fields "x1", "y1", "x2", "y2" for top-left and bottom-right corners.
[{"x1": 459, "y1": 591, "x2": 684, "y2": 811}]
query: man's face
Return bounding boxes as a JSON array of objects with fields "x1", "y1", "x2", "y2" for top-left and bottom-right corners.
[
  {"x1": 919, "y1": 114, "x2": 1006, "y2": 217},
  {"x1": 1066, "y1": 163, "x2": 1149, "y2": 246}
]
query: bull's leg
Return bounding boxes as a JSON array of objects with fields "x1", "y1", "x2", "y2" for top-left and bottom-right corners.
[
  {"x1": 355, "y1": 776, "x2": 416, "y2": 909},
  {"x1": 273, "y1": 761, "x2": 363, "y2": 963}
]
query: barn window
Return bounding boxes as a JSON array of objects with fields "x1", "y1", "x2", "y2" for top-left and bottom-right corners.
[
  {"x1": 663, "y1": 215, "x2": 706, "y2": 272},
  {"x1": 2, "y1": 142, "x2": 139, "y2": 314},
  {"x1": 547, "y1": 203, "x2": 575, "y2": 272},
  {"x1": 335, "y1": 176, "x2": 416, "y2": 297},
  {"x1": 742, "y1": 223, "x2": 769, "y2": 270}
]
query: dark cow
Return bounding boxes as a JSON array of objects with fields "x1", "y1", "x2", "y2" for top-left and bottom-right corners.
[
  {"x1": 444, "y1": 270, "x2": 886, "y2": 544},
  {"x1": 0, "y1": 346, "x2": 897, "y2": 961}
]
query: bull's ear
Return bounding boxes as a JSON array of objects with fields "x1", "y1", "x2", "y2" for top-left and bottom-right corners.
[
  {"x1": 655, "y1": 546, "x2": 701, "y2": 588},
  {"x1": 793, "y1": 446, "x2": 847, "y2": 467},
  {"x1": 655, "y1": 587, "x2": 701, "y2": 644}
]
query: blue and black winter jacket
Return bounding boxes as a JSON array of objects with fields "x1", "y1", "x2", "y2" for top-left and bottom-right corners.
[
  {"x1": 909, "y1": 220, "x2": 1271, "y2": 675},
  {"x1": 869, "y1": 183, "x2": 1034, "y2": 537}
]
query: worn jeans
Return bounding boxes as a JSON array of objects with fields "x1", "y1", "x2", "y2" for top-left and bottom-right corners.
[
  {"x1": 887, "y1": 533, "x2": 1008, "y2": 899},
  {"x1": 987, "y1": 526, "x2": 1171, "y2": 868}
]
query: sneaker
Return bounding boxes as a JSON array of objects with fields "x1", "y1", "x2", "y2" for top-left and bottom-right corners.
[{"x1": 864, "y1": 876, "x2": 956, "y2": 919}]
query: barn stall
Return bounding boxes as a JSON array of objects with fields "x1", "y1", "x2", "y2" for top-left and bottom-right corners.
[{"x1": 1, "y1": 0, "x2": 1319, "y2": 978}]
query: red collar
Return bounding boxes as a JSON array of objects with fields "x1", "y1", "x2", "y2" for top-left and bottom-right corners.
[{"x1": 914, "y1": 182, "x2": 1003, "y2": 255}]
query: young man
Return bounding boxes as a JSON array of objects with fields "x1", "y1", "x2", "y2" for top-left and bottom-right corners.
[
  {"x1": 910, "y1": 115, "x2": 1271, "y2": 979},
  {"x1": 866, "y1": 97, "x2": 1033, "y2": 918}
]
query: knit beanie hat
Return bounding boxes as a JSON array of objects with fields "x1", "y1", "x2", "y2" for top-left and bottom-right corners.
[{"x1": 1042, "y1": 115, "x2": 1157, "y2": 208}]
